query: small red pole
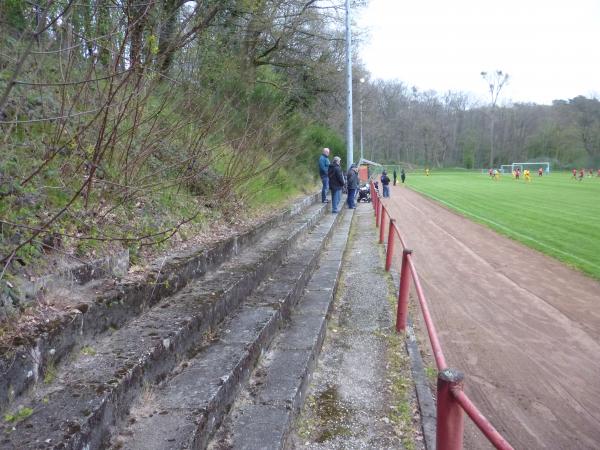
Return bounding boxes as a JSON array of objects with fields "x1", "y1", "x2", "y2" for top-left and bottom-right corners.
[
  {"x1": 396, "y1": 249, "x2": 412, "y2": 332},
  {"x1": 375, "y1": 195, "x2": 381, "y2": 227},
  {"x1": 437, "y1": 369, "x2": 465, "y2": 450},
  {"x1": 385, "y1": 219, "x2": 396, "y2": 271},
  {"x1": 370, "y1": 184, "x2": 375, "y2": 211},
  {"x1": 379, "y1": 206, "x2": 386, "y2": 243}
]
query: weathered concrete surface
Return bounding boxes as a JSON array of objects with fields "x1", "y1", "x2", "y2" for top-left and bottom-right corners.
[
  {"x1": 0, "y1": 194, "x2": 320, "y2": 414},
  {"x1": 209, "y1": 208, "x2": 354, "y2": 450},
  {"x1": 286, "y1": 205, "x2": 423, "y2": 450},
  {"x1": 111, "y1": 211, "x2": 343, "y2": 450},
  {"x1": 0, "y1": 250, "x2": 130, "y2": 323},
  {"x1": 0, "y1": 199, "x2": 327, "y2": 450}
]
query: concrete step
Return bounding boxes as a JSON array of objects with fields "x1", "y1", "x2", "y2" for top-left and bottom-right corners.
[
  {"x1": 109, "y1": 210, "x2": 350, "y2": 450},
  {"x1": 208, "y1": 209, "x2": 354, "y2": 450},
  {"x1": 0, "y1": 194, "x2": 320, "y2": 413},
  {"x1": 0, "y1": 201, "x2": 331, "y2": 450}
]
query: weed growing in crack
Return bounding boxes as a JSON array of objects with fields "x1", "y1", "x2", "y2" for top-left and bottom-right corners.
[{"x1": 4, "y1": 407, "x2": 33, "y2": 423}]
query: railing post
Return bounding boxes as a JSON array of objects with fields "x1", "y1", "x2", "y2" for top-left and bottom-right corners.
[
  {"x1": 379, "y1": 207, "x2": 386, "y2": 243},
  {"x1": 375, "y1": 195, "x2": 381, "y2": 227},
  {"x1": 437, "y1": 369, "x2": 465, "y2": 450},
  {"x1": 370, "y1": 184, "x2": 375, "y2": 211},
  {"x1": 374, "y1": 187, "x2": 379, "y2": 217},
  {"x1": 396, "y1": 249, "x2": 412, "y2": 332},
  {"x1": 385, "y1": 219, "x2": 396, "y2": 271}
]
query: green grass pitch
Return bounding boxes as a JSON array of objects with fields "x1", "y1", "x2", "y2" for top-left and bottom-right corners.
[{"x1": 405, "y1": 170, "x2": 600, "y2": 280}]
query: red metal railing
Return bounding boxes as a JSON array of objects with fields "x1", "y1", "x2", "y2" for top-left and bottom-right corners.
[{"x1": 370, "y1": 182, "x2": 514, "y2": 450}]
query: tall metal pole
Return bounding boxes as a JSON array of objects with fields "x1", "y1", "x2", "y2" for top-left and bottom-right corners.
[
  {"x1": 360, "y1": 98, "x2": 363, "y2": 162},
  {"x1": 359, "y1": 77, "x2": 364, "y2": 163},
  {"x1": 345, "y1": 0, "x2": 353, "y2": 170}
]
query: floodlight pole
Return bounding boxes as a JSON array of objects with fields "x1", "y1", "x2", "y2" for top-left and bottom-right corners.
[
  {"x1": 345, "y1": 0, "x2": 354, "y2": 170},
  {"x1": 359, "y1": 77, "x2": 365, "y2": 163}
]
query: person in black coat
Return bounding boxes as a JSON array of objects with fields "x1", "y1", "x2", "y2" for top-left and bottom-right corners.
[
  {"x1": 381, "y1": 171, "x2": 391, "y2": 197},
  {"x1": 346, "y1": 164, "x2": 359, "y2": 209},
  {"x1": 328, "y1": 156, "x2": 345, "y2": 213}
]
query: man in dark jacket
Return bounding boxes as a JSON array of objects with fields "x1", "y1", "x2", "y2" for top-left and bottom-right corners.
[
  {"x1": 346, "y1": 164, "x2": 359, "y2": 209},
  {"x1": 318, "y1": 148, "x2": 330, "y2": 203},
  {"x1": 328, "y1": 156, "x2": 345, "y2": 213},
  {"x1": 381, "y1": 171, "x2": 391, "y2": 198}
]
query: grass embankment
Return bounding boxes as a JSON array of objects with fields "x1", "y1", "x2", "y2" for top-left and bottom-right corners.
[{"x1": 406, "y1": 171, "x2": 600, "y2": 279}]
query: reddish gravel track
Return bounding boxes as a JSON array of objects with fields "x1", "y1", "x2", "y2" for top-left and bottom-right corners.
[{"x1": 383, "y1": 185, "x2": 600, "y2": 449}]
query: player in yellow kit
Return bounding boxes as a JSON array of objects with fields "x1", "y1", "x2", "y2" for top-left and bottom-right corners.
[{"x1": 524, "y1": 169, "x2": 531, "y2": 182}]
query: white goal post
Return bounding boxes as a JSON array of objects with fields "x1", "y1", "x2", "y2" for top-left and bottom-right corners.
[
  {"x1": 500, "y1": 165, "x2": 513, "y2": 174},
  {"x1": 512, "y1": 162, "x2": 550, "y2": 174}
]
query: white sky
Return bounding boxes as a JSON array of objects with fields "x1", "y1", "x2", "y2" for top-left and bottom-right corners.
[{"x1": 356, "y1": 0, "x2": 600, "y2": 105}]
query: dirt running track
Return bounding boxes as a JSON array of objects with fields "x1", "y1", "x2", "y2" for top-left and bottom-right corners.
[{"x1": 384, "y1": 185, "x2": 600, "y2": 449}]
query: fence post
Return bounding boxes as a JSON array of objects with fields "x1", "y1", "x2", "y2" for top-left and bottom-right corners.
[
  {"x1": 385, "y1": 219, "x2": 396, "y2": 271},
  {"x1": 437, "y1": 368, "x2": 465, "y2": 450},
  {"x1": 379, "y1": 207, "x2": 386, "y2": 243},
  {"x1": 371, "y1": 184, "x2": 377, "y2": 214},
  {"x1": 375, "y1": 195, "x2": 381, "y2": 227},
  {"x1": 396, "y1": 249, "x2": 412, "y2": 332}
]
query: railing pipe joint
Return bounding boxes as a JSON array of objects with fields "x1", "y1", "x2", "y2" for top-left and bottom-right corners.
[{"x1": 437, "y1": 368, "x2": 465, "y2": 450}]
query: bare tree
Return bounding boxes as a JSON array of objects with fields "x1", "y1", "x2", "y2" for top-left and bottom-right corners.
[{"x1": 481, "y1": 70, "x2": 509, "y2": 167}]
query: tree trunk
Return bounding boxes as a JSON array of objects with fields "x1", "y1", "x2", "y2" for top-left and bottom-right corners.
[
  {"x1": 157, "y1": 0, "x2": 181, "y2": 73},
  {"x1": 127, "y1": 0, "x2": 148, "y2": 71}
]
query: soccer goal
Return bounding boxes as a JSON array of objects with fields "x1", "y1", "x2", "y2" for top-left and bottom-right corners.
[
  {"x1": 500, "y1": 164, "x2": 513, "y2": 174},
  {"x1": 512, "y1": 162, "x2": 550, "y2": 175}
]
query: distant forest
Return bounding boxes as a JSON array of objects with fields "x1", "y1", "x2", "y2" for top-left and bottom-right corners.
[{"x1": 326, "y1": 81, "x2": 600, "y2": 170}]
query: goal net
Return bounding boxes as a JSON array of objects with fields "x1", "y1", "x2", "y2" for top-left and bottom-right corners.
[
  {"x1": 500, "y1": 165, "x2": 513, "y2": 174},
  {"x1": 512, "y1": 162, "x2": 550, "y2": 174}
]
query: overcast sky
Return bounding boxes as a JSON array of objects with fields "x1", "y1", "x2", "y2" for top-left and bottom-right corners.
[{"x1": 356, "y1": 0, "x2": 600, "y2": 105}]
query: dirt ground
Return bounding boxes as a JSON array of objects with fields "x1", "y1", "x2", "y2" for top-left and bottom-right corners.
[
  {"x1": 289, "y1": 206, "x2": 422, "y2": 449},
  {"x1": 384, "y1": 184, "x2": 600, "y2": 449}
]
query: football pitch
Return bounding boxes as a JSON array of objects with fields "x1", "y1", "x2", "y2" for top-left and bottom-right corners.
[{"x1": 404, "y1": 170, "x2": 600, "y2": 280}]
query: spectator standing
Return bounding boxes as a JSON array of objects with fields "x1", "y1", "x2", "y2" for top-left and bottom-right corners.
[
  {"x1": 346, "y1": 164, "x2": 359, "y2": 209},
  {"x1": 318, "y1": 148, "x2": 330, "y2": 203},
  {"x1": 393, "y1": 169, "x2": 397, "y2": 186},
  {"x1": 328, "y1": 156, "x2": 345, "y2": 213},
  {"x1": 400, "y1": 168, "x2": 406, "y2": 184},
  {"x1": 381, "y1": 171, "x2": 391, "y2": 198}
]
